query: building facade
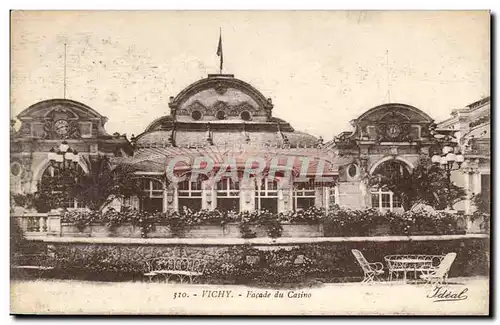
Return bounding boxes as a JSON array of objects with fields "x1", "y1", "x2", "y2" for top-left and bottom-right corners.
[
  {"x1": 10, "y1": 74, "x2": 490, "y2": 217},
  {"x1": 437, "y1": 96, "x2": 491, "y2": 216},
  {"x1": 10, "y1": 99, "x2": 133, "y2": 208}
]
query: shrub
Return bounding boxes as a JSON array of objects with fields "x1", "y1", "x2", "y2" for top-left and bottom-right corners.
[
  {"x1": 62, "y1": 210, "x2": 99, "y2": 232},
  {"x1": 278, "y1": 206, "x2": 325, "y2": 224},
  {"x1": 238, "y1": 210, "x2": 283, "y2": 238}
]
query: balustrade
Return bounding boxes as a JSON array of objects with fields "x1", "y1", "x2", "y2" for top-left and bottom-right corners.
[{"x1": 12, "y1": 212, "x2": 60, "y2": 236}]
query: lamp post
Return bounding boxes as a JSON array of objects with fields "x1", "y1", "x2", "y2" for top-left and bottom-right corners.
[
  {"x1": 48, "y1": 140, "x2": 81, "y2": 171},
  {"x1": 47, "y1": 141, "x2": 81, "y2": 209},
  {"x1": 431, "y1": 145, "x2": 464, "y2": 209}
]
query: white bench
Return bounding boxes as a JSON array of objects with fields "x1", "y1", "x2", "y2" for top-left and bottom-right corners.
[{"x1": 144, "y1": 257, "x2": 208, "y2": 284}]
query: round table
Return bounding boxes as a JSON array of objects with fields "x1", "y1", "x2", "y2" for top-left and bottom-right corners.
[{"x1": 385, "y1": 257, "x2": 433, "y2": 283}]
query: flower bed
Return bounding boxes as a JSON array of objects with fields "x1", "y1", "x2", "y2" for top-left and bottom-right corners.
[
  {"x1": 323, "y1": 207, "x2": 466, "y2": 237},
  {"x1": 60, "y1": 206, "x2": 465, "y2": 239}
]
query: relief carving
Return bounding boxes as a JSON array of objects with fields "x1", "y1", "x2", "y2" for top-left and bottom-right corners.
[
  {"x1": 178, "y1": 100, "x2": 259, "y2": 118},
  {"x1": 374, "y1": 122, "x2": 412, "y2": 142},
  {"x1": 42, "y1": 119, "x2": 81, "y2": 139}
]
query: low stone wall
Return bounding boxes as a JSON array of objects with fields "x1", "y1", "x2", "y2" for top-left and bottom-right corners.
[
  {"x1": 60, "y1": 223, "x2": 324, "y2": 238},
  {"x1": 28, "y1": 234, "x2": 489, "y2": 284}
]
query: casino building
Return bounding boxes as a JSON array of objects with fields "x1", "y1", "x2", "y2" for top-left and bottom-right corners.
[{"x1": 10, "y1": 72, "x2": 489, "y2": 216}]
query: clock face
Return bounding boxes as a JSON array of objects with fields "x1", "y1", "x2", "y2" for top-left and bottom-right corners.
[
  {"x1": 54, "y1": 119, "x2": 69, "y2": 136},
  {"x1": 386, "y1": 124, "x2": 401, "y2": 139}
]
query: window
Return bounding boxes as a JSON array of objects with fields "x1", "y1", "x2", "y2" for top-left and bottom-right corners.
[
  {"x1": 140, "y1": 178, "x2": 164, "y2": 212},
  {"x1": 371, "y1": 188, "x2": 402, "y2": 211},
  {"x1": 255, "y1": 177, "x2": 279, "y2": 213},
  {"x1": 191, "y1": 110, "x2": 202, "y2": 121},
  {"x1": 178, "y1": 176, "x2": 204, "y2": 211},
  {"x1": 40, "y1": 165, "x2": 84, "y2": 209},
  {"x1": 216, "y1": 110, "x2": 226, "y2": 120},
  {"x1": 371, "y1": 160, "x2": 408, "y2": 212},
  {"x1": 329, "y1": 185, "x2": 338, "y2": 208},
  {"x1": 348, "y1": 164, "x2": 358, "y2": 178},
  {"x1": 11, "y1": 162, "x2": 22, "y2": 177},
  {"x1": 240, "y1": 111, "x2": 252, "y2": 121},
  {"x1": 293, "y1": 179, "x2": 316, "y2": 210},
  {"x1": 216, "y1": 178, "x2": 239, "y2": 212}
]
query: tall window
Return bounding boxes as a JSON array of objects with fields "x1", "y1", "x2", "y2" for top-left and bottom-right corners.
[
  {"x1": 178, "y1": 176, "x2": 205, "y2": 211},
  {"x1": 293, "y1": 179, "x2": 316, "y2": 210},
  {"x1": 216, "y1": 178, "x2": 240, "y2": 212},
  {"x1": 255, "y1": 177, "x2": 279, "y2": 213},
  {"x1": 371, "y1": 160, "x2": 408, "y2": 212},
  {"x1": 40, "y1": 165, "x2": 84, "y2": 209},
  {"x1": 329, "y1": 185, "x2": 338, "y2": 209},
  {"x1": 140, "y1": 178, "x2": 164, "y2": 212}
]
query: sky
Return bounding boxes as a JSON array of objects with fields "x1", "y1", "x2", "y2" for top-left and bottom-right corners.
[{"x1": 10, "y1": 11, "x2": 490, "y2": 140}]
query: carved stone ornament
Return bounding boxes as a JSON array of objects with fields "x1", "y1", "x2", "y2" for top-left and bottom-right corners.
[
  {"x1": 375, "y1": 123, "x2": 412, "y2": 142},
  {"x1": 214, "y1": 82, "x2": 228, "y2": 95}
]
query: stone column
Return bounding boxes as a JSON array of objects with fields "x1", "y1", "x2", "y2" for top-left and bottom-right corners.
[
  {"x1": 162, "y1": 185, "x2": 168, "y2": 213},
  {"x1": 314, "y1": 186, "x2": 324, "y2": 209},
  {"x1": 172, "y1": 182, "x2": 179, "y2": 212},
  {"x1": 166, "y1": 183, "x2": 175, "y2": 213},
  {"x1": 463, "y1": 171, "x2": 472, "y2": 215},
  {"x1": 278, "y1": 176, "x2": 292, "y2": 213},
  {"x1": 47, "y1": 210, "x2": 62, "y2": 236},
  {"x1": 202, "y1": 179, "x2": 216, "y2": 211},
  {"x1": 359, "y1": 180, "x2": 368, "y2": 209},
  {"x1": 239, "y1": 177, "x2": 255, "y2": 212}
]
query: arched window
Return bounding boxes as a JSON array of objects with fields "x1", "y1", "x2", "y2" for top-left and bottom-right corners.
[
  {"x1": 139, "y1": 178, "x2": 164, "y2": 212},
  {"x1": 40, "y1": 165, "x2": 85, "y2": 209},
  {"x1": 371, "y1": 160, "x2": 408, "y2": 211}
]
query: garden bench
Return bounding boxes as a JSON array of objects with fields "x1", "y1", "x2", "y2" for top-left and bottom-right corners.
[
  {"x1": 144, "y1": 257, "x2": 208, "y2": 284},
  {"x1": 11, "y1": 253, "x2": 55, "y2": 278}
]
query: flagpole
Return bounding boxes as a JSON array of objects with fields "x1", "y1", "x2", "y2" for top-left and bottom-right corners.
[
  {"x1": 217, "y1": 27, "x2": 223, "y2": 75},
  {"x1": 219, "y1": 27, "x2": 222, "y2": 74}
]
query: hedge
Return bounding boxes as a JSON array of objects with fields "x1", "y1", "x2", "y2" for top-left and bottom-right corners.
[{"x1": 37, "y1": 237, "x2": 489, "y2": 286}]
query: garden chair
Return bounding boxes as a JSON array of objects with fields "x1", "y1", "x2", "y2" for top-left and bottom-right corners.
[
  {"x1": 419, "y1": 253, "x2": 456, "y2": 286},
  {"x1": 351, "y1": 249, "x2": 384, "y2": 283}
]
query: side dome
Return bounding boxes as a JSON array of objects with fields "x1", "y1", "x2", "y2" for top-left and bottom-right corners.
[{"x1": 14, "y1": 98, "x2": 110, "y2": 139}]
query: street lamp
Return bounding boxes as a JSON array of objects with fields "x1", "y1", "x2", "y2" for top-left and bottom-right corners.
[
  {"x1": 48, "y1": 140, "x2": 80, "y2": 171},
  {"x1": 431, "y1": 146, "x2": 464, "y2": 209},
  {"x1": 46, "y1": 141, "x2": 81, "y2": 210}
]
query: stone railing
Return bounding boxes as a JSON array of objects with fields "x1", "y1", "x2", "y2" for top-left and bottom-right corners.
[{"x1": 11, "y1": 211, "x2": 61, "y2": 236}]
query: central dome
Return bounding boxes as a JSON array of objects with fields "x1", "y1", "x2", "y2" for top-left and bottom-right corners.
[{"x1": 134, "y1": 74, "x2": 318, "y2": 148}]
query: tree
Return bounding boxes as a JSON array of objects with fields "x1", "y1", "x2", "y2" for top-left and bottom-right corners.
[
  {"x1": 471, "y1": 185, "x2": 490, "y2": 232},
  {"x1": 70, "y1": 155, "x2": 143, "y2": 212},
  {"x1": 369, "y1": 157, "x2": 466, "y2": 211}
]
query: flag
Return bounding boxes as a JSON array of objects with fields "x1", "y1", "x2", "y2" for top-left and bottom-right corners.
[{"x1": 216, "y1": 30, "x2": 223, "y2": 72}]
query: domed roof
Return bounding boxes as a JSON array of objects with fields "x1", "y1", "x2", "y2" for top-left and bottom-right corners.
[{"x1": 135, "y1": 74, "x2": 318, "y2": 148}]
